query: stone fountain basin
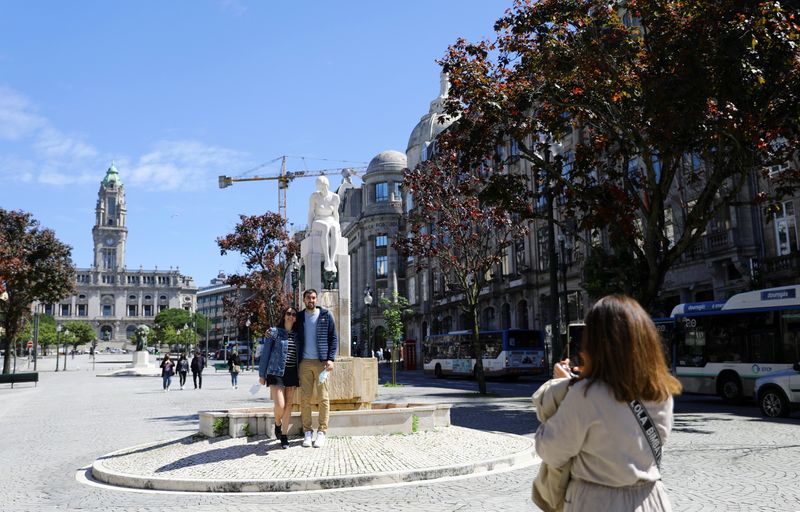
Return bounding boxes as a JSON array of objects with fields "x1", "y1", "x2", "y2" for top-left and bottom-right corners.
[{"x1": 199, "y1": 402, "x2": 451, "y2": 439}]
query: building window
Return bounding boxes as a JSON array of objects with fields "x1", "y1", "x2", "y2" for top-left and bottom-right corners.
[
  {"x1": 129, "y1": 294, "x2": 136, "y2": 300},
  {"x1": 60, "y1": 304, "x2": 70, "y2": 317},
  {"x1": 127, "y1": 275, "x2": 139, "y2": 284},
  {"x1": 375, "y1": 182, "x2": 389, "y2": 202},
  {"x1": 408, "y1": 277, "x2": 416, "y2": 305},
  {"x1": 143, "y1": 305, "x2": 153, "y2": 316},
  {"x1": 537, "y1": 227, "x2": 549, "y2": 271},
  {"x1": 77, "y1": 304, "x2": 87, "y2": 317},
  {"x1": 102, "y1": 305, "x2": 113, "y2": 317},
  {"x1": 391, "y1": 182, "x2": 401, "y2": 200},
  {"x1": 44, "y1": 304, "x2": 53, "y2": 315},
  {"x1": 159, "y1": 305, "x2": 167, "y2": 312},
  {"x1": 375, "y1": 255, "x2": 388, "y2": 278},
  {"x1": 102, "y1": 275, "x2": 115, "y2": 284},
  {"x1": 102, "y1": 249, "x2": 116, "y2": 270},
  {"x1": 127, "y1": 305, "x2": 137, "y2": 317},
  {"x1": 375, "y1": 235, "x2": 388, "y2": 248},
  {"x1": 517, "y1": 300, "x2": 528, "y2": 329},
  {"x1": 773, "y1": 200, "x2": 798, "y2": 256}
]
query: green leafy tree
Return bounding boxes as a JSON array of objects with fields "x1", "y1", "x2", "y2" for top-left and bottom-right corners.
[
  {"x1": 153, "y1": 308, "x2": 208, "y2": 347},
  {"x1": 0, "y1": 209, "x2": 75, "y2": 373},
  {"x1": 440, "y1": 0, "x2": 800, "y2": 308},
  {"x1": 379, "y1": 292, "x2": 412, "y2": 386},
  {"x1": 18, "y1": 314, "x2": 57, "y2": 355},
  {"x1": 64, "y1": 321, "x2": 96, "y2": 349}
]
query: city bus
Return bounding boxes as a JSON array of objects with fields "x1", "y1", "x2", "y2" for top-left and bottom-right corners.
[
  {"x1": 566, "y1": 317, "x2": 676, "y2": 370},
  {"x1": 672, "y1": 285, "x2": 800, "y2": 401},
  {"x1": 422, "y1": 329, "x2": 546, "y2": 379}
]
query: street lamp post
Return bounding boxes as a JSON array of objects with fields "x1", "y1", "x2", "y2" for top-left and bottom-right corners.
[
  {"x1": 364, "y1": 286, "x2": 373, "y2": 358},
  {"x1": 558, "y1": 234, "x2": 572, "y2": 357},
  {"x1": 290, "y1": 254, "x2": 300, "y2": 309},
  {"x1": 62, "y1": 328, "x2": 69, "y2": 371},
  {"x1": 245, "y1": 318, "x2": 251, "y2": 370},
  {"x1": 55, "y1": 324, "x2": 62, "y2": 372}
]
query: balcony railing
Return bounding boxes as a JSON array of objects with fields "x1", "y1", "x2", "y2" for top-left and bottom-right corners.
[{"x1": 763, "y1": 253, "x2": 800, "y2": 275}]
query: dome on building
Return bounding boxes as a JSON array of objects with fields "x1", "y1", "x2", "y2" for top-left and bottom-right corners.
[
  {"x1": 102, "y1": 162, "x2": 122, "y2": 187},
  {"x1": 405, "y1": 72, "x2": 456, "y2": 171},
  {"x1": 366, "y1": 150, "x2": 407, "y2": 174}
]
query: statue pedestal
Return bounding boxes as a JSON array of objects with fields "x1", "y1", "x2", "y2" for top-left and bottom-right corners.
[
  {"x1": 292, "y1": 356, "x2": 378, "y2": 411},
  {"x1": 299, "y1": 226, "x2": 373, "y2": 408},
  {"x1": 131, "y1": 351, "x2": 152, "y2": 368}
]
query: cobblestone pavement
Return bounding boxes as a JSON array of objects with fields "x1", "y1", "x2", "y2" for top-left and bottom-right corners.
[
  {"x1": 94, "y1": 427, "x2": 533, "y2": 490},
  {"x1": 1, "y1": 356, "x2": 799, "y2": 511}
]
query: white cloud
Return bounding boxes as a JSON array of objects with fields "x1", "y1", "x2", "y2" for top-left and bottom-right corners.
[
  {"x1": 35, "y1": 126, "x2": 98, "y2": 160},
  {"x1": 218, "y1": 0, "x2": 247, "y2": 16},
  {"x1": 0, "y1": 86, "x2": 45, "y2": 140},
  {"x1": 127, "y1": 140, "x2": 249, "y2": 191},
  {"x1": 0, "y1": 85, "x2": 249, "y2": 191}
]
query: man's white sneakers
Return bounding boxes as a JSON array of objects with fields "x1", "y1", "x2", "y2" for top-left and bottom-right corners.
[
  {"x1": 302, "y1": 430, "x2": 314, "y2": 448},
  {"x1": 313, "y1": 431, "x2": 326, "y2": 448}
]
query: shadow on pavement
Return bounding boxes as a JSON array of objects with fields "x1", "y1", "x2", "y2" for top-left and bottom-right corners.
[
  {"x1": 449, "y1": 400, "x2": 540, "y2": 436},
  {"x1": 154, "y1": 438, "x2": 282, "y2": 473}
]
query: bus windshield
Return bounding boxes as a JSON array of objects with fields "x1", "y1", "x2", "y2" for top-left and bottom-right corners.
[{"x1": 506, "y1": 330, "x2": 541, "y2": 348}]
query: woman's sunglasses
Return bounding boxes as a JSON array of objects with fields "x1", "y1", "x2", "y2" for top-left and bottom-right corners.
[{"x1": 285, "y1": 312, "x2": 297, "y2": 317}]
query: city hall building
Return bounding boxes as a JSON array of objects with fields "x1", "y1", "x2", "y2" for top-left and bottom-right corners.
[{"x1": 37, "y1": 164, "x2": 196, "y2": 345}]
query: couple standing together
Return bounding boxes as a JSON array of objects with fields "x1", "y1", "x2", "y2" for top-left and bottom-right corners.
[{"x1": 257, "y1": 288, "x2": 337, "y2": 449}]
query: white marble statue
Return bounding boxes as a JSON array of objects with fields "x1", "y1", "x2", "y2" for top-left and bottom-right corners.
[{"x1": 308, "y1": 175, "x2": 343, "y2": 273}]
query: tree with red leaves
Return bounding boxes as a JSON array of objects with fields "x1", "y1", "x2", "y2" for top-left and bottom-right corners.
[
  {"x1": 395, "y1": 139, "x2": 532, "y2": 394},
  {"x1": 441, "y1": 0, "x2": 800, "y2": 308},
  {"x1": 216, "y1": 212, "x2": 298, "y2": 343},
  {"x1": 1, "y1": 209, "x2": 75, "y2": 373}
]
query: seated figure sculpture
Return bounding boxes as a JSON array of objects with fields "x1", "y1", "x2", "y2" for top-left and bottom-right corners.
[{"x1": 308, "y1": 175, "x2": 343, "y2": 273}]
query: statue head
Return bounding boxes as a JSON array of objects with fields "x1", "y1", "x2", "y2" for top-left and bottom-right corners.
[{"x1": 315, "y1": 175, "x2": 330, "y2": 194}]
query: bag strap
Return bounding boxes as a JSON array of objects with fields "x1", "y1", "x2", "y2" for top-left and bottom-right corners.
[{"x1": 627, "y1": 399, "x2": 663, "y2": 470}]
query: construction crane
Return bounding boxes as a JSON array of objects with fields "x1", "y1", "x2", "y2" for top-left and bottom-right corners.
[{"x1": 218, "y1": 156, "x2": 363, "y2": 221}]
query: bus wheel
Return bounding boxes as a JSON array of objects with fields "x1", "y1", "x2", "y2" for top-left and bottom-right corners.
[
  {"x1": 718, "y1": 374, "x2": 742, "y2": 402},
  {"x1": 434, "y1": 364, "x2": 443, "y2": 379}
]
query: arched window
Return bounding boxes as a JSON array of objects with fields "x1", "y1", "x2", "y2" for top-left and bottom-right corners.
[
  {"x1": 501, "y1": 303, "x2": 511, "y2": 330},
  {"x1": 482, "y1": 307, "x2": 496, "y2": 330},
  {"x1": 517, "y1": 300, "x2": 529, "y2": 329},
  {"x1": 126, "y1": 325, "x2": 137, "y2": 340}
]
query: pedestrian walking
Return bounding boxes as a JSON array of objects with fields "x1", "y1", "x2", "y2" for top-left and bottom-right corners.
[
  {"x1": 258, "y1": 306, "x2": 300, "y2": 449},
  {"x1": 176, "y1": 352, "x2": 189, "y2": 390},
  {"x1": 296, "y1": 289, "x2": 338, "y2": 448},
  {"x1": 228, "y1": 349, "x2": 240, "y2": 389},
  {"x1": 376, "y1": 347, "x2": 383, "y2": 362},
  {"x1": 159, "y1": 354, "x2": 175, "y2": 392},
  {"x1": 190, "y1": 350, "x2": 205, "y2": 389},
  {"x1": 533, "y1": 295, "x2": 682, "y2": 512}
]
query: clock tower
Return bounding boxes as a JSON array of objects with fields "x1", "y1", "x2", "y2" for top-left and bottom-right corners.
[{"x1": 92, "y1": 163, "x2": 127, "y2": 270}]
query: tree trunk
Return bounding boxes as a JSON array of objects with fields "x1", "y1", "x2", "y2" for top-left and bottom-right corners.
[
  {"x1": 2, "y1": 337, "x2": 11, "y2": 374},
  {"x1": 471, "y1": 304, "x2": 487, "y2": 394}
]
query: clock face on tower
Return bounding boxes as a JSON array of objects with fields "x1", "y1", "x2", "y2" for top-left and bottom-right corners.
[{"x1": 104, "y1": 236, "x2": 116, "y2": 246}]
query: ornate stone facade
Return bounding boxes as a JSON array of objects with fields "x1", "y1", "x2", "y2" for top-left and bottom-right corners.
[{"x1": 39, "y1": 164, "x2": 196, "y2": 346}]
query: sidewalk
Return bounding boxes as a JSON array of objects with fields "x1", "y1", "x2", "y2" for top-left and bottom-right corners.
[{"x1": 91, "y1": 426, "x2": 537, "y2": 492}]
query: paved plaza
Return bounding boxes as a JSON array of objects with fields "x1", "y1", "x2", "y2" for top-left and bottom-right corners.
[{"x1": 1, "y1": 356, "x2": 799, "y2": 511}]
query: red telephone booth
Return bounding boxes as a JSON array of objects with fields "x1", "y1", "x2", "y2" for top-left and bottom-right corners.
[{"x1": 403, "y1": 340, "x2": 416, "y2": 370}]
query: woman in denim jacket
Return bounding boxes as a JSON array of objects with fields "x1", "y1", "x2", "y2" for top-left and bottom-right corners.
[{"x1": 258, "y1": 306, "x2": 301, "y2": 449}]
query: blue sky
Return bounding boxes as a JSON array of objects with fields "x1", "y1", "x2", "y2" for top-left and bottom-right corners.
[{"x1": 0, "y1": 0, "x2": 508, "y2": 286}]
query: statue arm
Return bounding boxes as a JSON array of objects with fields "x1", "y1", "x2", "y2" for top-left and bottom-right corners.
[
  {"x1": 308, "y1": 194, "x2": 317, "y2": 228},
  {"x1": 332, "y1": 194, "x2": 341, "y2": 224}
]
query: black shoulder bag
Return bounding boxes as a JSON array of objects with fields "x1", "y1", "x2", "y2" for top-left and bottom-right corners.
[{"x1": 628, "y1": 399, "x2": 663, "y2": 469}]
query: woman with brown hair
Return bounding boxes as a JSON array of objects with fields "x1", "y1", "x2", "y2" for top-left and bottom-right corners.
[
  {"x1": 258, "y1": 306, "x2": 301, "y2": 449},
  {"x1": 534, "y1": 295, "x2": 682, "y2": 511}
]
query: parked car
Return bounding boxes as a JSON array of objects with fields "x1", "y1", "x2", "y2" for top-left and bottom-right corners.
[{"x1": 755, "y1": 362, "x2": 800, "y2": 418}]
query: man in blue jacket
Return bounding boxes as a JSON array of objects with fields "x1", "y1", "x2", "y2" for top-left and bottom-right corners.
[{"x1": 296, "y1": 288, "x2": 338, "y2": 448}]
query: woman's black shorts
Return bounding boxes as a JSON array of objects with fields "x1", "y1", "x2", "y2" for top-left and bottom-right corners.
[{"x1": 266, "y1": 364, "x2": 299, "y2": 388}]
